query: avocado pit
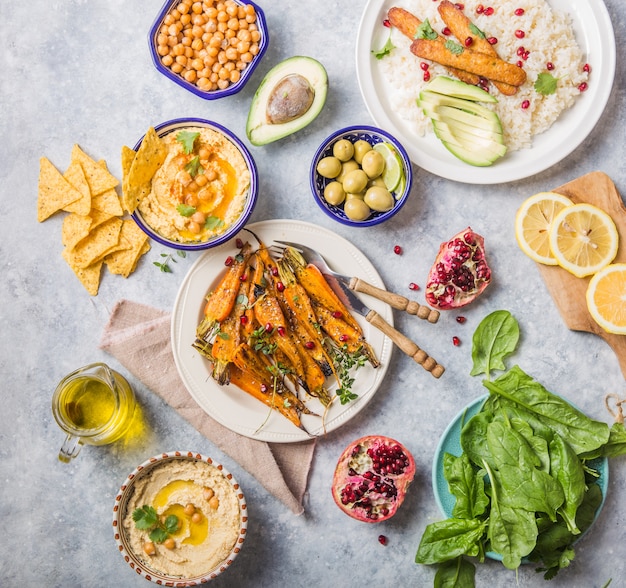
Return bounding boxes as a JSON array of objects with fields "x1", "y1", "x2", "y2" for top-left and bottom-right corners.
[{"x1": 266, "y1": 74, "x2": 315, "y2": 125}]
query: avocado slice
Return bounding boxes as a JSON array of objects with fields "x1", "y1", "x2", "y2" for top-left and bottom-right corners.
[
  {"x1": 422, "y1": 75, "x2": 497, "y2": 103},
  {"x1": 432, "y1": 119, "x2": 506, "y2": 166},
  {"x1": 246, "y1": 56, "x2": 328, "y2": 146}
]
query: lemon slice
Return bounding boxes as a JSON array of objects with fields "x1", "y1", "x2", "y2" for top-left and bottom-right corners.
[
  {"x1": 548, "y1": 202, "x2": 619, "y2": 278},
  {"x1": 373, "y1": 142, "x2": 403, "y2": 192},
  {"x1": 586, "y1": 263, "x2": 626, "y2": 334},
  {"x1": 515, "y1": 192, "x2": 573, "y2": 265}
]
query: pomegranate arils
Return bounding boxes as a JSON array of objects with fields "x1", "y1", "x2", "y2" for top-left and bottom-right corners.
[
  {"x1": 420, "y1": 62, "x2": 429, "y2": 71},
  {"x1": 264, "y1": 322, "x2": 273, "y2": 333},
  {"x1": 276, "y1": 281, "x2": 285, "y2": 292},
  {"x1": 378, "y1": 535, "x2": 388, "y2": 546},
  {"x1": 224, "y1": 255, "x2": 234, "y2": 266},
  {"x1": 240, "y1": 315, "x2": 248, "y2": 325},
  {"x1": 484, "y1": 6, "x2": 494, "y2": 16},
  {"x1": 464, "y1": 36, "x2": 473, "y2": 47},
  {"x1": 235, "y1": 237, "x2": 244, "y2": 249},
  {"x1": 383, "y1": 18, "x2": 390, "y2": 27},
  {"x1": 423, "y1": 70, "x2": 431, "y2": 82},
  {"x1": 393, "y1": 245, "x2": 402, "y2": 255},
  {"x1": 521, "y1": 99, "x2": 530, "y2": 109},
  {"x1": 487, "y1": 36, "x2": 498, "y2": 45},
  {"x1": 332, "y1": 310, "x2": 343, "y2": 319},
  {"x1": 515, "y1": 29, "x2": 525, "y2": 39},
  {"x1": 514, "y1": 7, "x2": 525, "y2": 16},
  {"x1": 476, "y1": 4, "x2": 484, "y2": 13},
  {"x1": 452, "y1": 336, "x2": 461, "y2": 346},
  {"x1": 578, "y1": 82, "x2": 588, "y2": 92},
  {"x1": 456, "y1": 316, "x2": 467, "y2": 324},
  {"x1": 304, "y1": 341, "x2": 315, "y2": 349},
  {"x1": 454, "y1": 3, "x2": 464, "y2": 10},
  {"x1": 546, "y1": 62, "x2": 554, "y2": 71},
  {"x1": 270, "y1": 266, "x2": 279, "y2": 277},
  {"x1": 409, "y1": 282, "x2": 420, "y2": 291},
  {"x1": 277, "y1": 326, "x2": 286, "y2": 337},
  {"x1": 442, "y1": 26, "x2": 452, "y2": 35},
  {"x1": 583, "y1": 63, "x2": 591, "y2": 73}
]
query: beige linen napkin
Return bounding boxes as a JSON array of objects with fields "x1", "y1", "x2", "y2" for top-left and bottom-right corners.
[{"x1": 99, "y1": 299, "x2": 315, "y2": 515}]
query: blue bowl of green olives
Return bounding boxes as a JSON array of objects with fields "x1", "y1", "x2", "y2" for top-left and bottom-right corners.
[{"x1": 310, "y1": 126, "x2": 412, "y2": 227}]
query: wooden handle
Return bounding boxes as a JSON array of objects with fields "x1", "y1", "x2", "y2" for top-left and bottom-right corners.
[
  {"x1": 350, "y1": 277, "x2": 440, "y2": 323},
  {"x1": 365, "y1": 309, "x2": 445, "y2": 378}
]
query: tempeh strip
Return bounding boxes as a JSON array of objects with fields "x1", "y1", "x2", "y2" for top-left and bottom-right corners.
[
  {"x1": 437, "y1": 1, "x2": 517, "y2": 95},
  {"x1": 411, "y1": 38, "x2": 527, "y2": 86}
]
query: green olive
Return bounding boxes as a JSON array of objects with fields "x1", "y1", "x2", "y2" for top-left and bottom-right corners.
[
  {"x1": 342, "y1": 169, "x2": 368, "y2": 194},
  {"x1": 364, "y1": 186, "x2": 395, "y2": 212},
  {"x1": 323, "y1": 181, "x2": 346, "y2": 206},
  {"x1": 344, "y1": 198, "x2": 371, "y2": 221},
  {"x1": 345, "y1": 191, "x2": 365, "y2": 200},
  {"x1": 353, "y1": 140, "x2": 372, "y2": 165},
  {"x1": 317, "y1": 156, "x2": 342, "y2": 179},
  {"x1": 332, "y1": 139, "x2": 355, "y2": 162},
  {"x1": 367, "y1": 176, "x2": 386, "y2": 189},
  {"x1": 361, "y1": 150, "x2": 385, "y2": 179},
  {"x1": 336, "y1": 159, "x2": 360, "y2": 183}
]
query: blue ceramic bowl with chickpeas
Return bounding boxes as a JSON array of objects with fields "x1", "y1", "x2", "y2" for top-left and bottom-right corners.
[
  {"x1": 130, "y1": 118, "x2": 258, "y2": 251},
  {"x1": 148, "y1": 0, "x2": 269, "y2": 99}
]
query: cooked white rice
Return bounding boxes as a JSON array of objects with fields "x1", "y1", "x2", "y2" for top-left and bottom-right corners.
[{"x1": 379, "y1": 0, "x2": 588, "y2": 151}]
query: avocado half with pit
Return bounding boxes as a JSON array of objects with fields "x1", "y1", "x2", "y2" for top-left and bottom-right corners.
[
  {"x1": 417, "y1": 76, "x2": 507, "y2": 167},
  {"x1": 246, "y1": 56, "x2": 328, "y2": 146}
]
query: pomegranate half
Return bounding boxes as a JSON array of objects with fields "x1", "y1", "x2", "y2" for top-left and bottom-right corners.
[{"x1": 331, "y1": 435, "x2": 416, "y2": 523}]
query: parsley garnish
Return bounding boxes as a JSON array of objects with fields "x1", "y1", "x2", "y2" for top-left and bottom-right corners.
[
  {"x1": 445, "y1": 40, "x2": 464, "y2": 55},
  {"x1": 132, "y1": 506, "x2": 179, "y2": 543},
  {"x1": 372, "y1": 34, "x2": 395, "y2": 60},
  {"x1": 176, "y1": 203, "x2": 196, "y2": 217},
  {"x1": 469, "y1": 23, "x2": 486, "y2": 39},
  {"x1": 535, "y1": 72, "x2": 558, "y2": 95},
  {"x1": 176, "y1": 130, "x2": 200, "y2": 154},
  {"x1": 185, "y1": 155, "x2": 203, "y2": 178},
  {"x1": 204, "y1": 216, "x2": 225, "y2": 230},
  {"x1": 416, "y1": 19, "x2": 438, "y2": 40}
]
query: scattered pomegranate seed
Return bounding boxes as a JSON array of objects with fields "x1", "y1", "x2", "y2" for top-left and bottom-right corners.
[
  {"x1": 578, "y1": 82, "x2": 588, "y2": 92},
  {"x1": 521, "y1": 99, "x2": 530, "y2": 109},
  {"x1": 583, "y1": 63, "x2": 591, "y2": 73},
  {"x1": 239, "y1": 273, "x2": 247, "y2": 281},
  {"x1": 383, "y1": 18, "x2": 390, "y2": 27},
  {"x1": 304, "y1": 341, "x2": 315, "y2": 349},
  {"x1": 394, "y1": 245, "x2": 402, "y2": 255},
  {"x1": 456, "y1": 316, "x2": 467, "y2": 324},
  {"x1": 423, "y1": 71, "x2": 431, "y2": 82},
  {"x1": 442, "y1": 26, "x2": 451, "y2": 35},
  {"x1": 409, "y1": 282, "x2": 420, "y2": 291},
  {"x1": 476, "y1": 4, "x2": 484, "y2": 13},
  {"x1": 332, "y1": 310, "x2": 343, "y2": 319},
  {"x1": 516, "y1": 60, "x2": 524, "y2": 68},
  {"x1": 240, "y1": 315, "x2": 248, "y2": 325},
  {"x1": 516, "y1": 46, "x2": 525, "y2": 56},
  {"x1": 271, "y1": 266, "x2": 279, "y2": 276},
  {"x1": 224, "y1": 255, "x2": 234, "y2": 266},
  {"x1": 524, "y1": 50, "x2": 530, "y2": 60},
  {"x1": 454, "y1": 3, "x2": 464, "y2": 10},
  {"x1": 484, "y1": 6, "x2": 494, "y2": 15},
  {"x1": 515, "y1": 29, "x2": 525, "y2": 39},
  {"x1": 452, "y1": 336, "x2": 461, "y2": 346},
  {"x1": 276, "y1": 281, "x2": 285, "y2": 292},
  {"x1": 464, "y1": 36, "x2": 473, "y2": 47},
  {"x1": 339, "y1": 334, "x2": 349, "y2": 342},
  {"x1": 514, "y1": 8, "x2": 525, "y2": 16},
  {"x1": 235, "y1": 237, "x2": 244, "y2": 249},
  {"x1": 378, "y1": 535, "x2": 388, "y2": 546},
  {"x1": 264, "y1": 322, "x2": 273, "y2": 333},
  {"x1": 487, "y1": 36, "x2": 498, "y2": 45},
  {"x1": 420, "y1": 62, "x2": 429, "y2": 71},
  {"x1": 546, "y1": 62, "x2": 554, "y2": 70},
  {"x1": 277, "y1": 326, "x2": 286, "y2": 337}
]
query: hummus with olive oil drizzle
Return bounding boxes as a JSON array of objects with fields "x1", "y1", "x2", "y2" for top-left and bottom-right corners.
[
  {"x1": 137, "y1": 126, "x2": 251, "y2": 243},
  {"x1": 122, "y1": 458, "x2": 242, "y2": 578}
]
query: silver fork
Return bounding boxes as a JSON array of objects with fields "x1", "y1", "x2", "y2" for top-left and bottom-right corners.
[{"x1": 270, "y1": 240, "x2": 440, "y2": 323}]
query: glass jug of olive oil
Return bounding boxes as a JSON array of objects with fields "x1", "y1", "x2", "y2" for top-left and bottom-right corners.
[{"x1": 52, "y1": 363, "x2": 136, "y2": 462}]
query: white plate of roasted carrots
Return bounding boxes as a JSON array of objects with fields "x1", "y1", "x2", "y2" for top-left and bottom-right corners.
[{"x1": 171, "y1": 219, "x2": 394, "y2": 442}]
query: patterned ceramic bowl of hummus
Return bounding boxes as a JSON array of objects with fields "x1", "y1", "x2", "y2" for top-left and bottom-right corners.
[
  {"x1": 131, "y1": 118, "x2": 258, "y2": 251},
  {"x1": 112, "y1": 451, "x2": 248, "y2": 585}
]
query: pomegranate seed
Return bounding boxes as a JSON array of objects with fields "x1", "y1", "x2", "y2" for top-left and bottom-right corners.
[
  {"x1": 516, "y1": 46, "x2": 525, "y2": 56},
  {"x1": 240, "y1": 315, "x2": 249, "y2": 325},
  {"x1": 339, "y1": 334, "x2": 349, "y2": 342},
  {"x1": 454, "y1": 3, "x2": 464, "y2": 10},
  {"x1": 583, "y1": 63, "x2": 591, "y2": 73},
  {"x1": 514, "y1": 8, "x2": 525, "y2": 16},
  {"x1": 516, "y1": 60, "x2": 524, "y2": 68},
  {"x1": 239, "y1": 273, "x2": 247, "y2": 282},
  {"x1": 464, "y1": 36, "x2": 473, "y2": 47},
  {"x1": 442, "y1": 26, "x2": 451, "y2": 35},
  {"x1": 521, "y1": 99, "x2": 530, "y2": 109},
  {"x1": 304, "y1": 341, "x2": 315, "y2": 349},
  {"x1": 378, "y1": 535, "x2": 388, "y2": 546},
  {"x1": 484, "y1": 6, "x2": 494, "y2": 15},
  {"x1": 277, "y1": 326, "x2": 286, "y2": 337},
  {"x1": 523, "y1": 50, "x2": 530, "y2": 60},
  {"x1": 546, "y1": 62, "x2": 554, "y2": 70},
  {"x1": 264, "y1": 322, "x2": 273, "y2": 333},
  {"x1": 224, "y1": 255, "x2": 234, "y2": 266},
  {"x1": 332, "y1": 310, "x2": 343, "y2": 319},
  {"x1": 235, "y1": 237, "x2": 243, "y2": 249},
  {"x1": 476, "y1": 4, "x2": 484, "y2": 13},
  {"x1": 394, "y1": 245, "x2": 402, "y2": 255},
  {"x1": 515, "y1": 29, "x2": 525, "y2": 39},
  {"x1": 420, "y1": 62, "x2": 429, "y2": 71},
  {"x1": 456, "y1": 316, "x2": 467, "y2": 324},
  {"x1": 276, "y1": 281, "x2": 285, "y2": 292},
  {"x1": 409, "y1": 282, "x2": 420, "y2": 291},
  {"x1": 578, "y1": 82, "x2": 588, "y2": 92},
  {"x1": 423, "y1": 71, "x2": 431, "y2": 82},
  {"x1": 383, "y1": 18, "x2": 390, "y2": 27},
  {"x1": 487, "y1": 36, "x2": 498, "y2": 45},
  {"x1": 271, "y1": 266, "x2": 279, "y2": 276},
  {"x1": 452, "y1": 336, "x2": 461, "y2": 346}
]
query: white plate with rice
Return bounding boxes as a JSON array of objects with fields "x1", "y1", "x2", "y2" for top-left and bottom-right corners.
[{"x1": 356, "y1": 0, "x2": 615, "y2": 184}]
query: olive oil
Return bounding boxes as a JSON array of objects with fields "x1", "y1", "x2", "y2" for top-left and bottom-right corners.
[{"x1": 61, "y1": 376, "x2": 117, "y2": 431}]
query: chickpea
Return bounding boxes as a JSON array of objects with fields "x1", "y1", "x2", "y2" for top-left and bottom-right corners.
[
  {"x1": 143, "y1": 541, "x2": 156, "y2": 556},
  {"x1": 203, "y1": 487, "x2": 215, "y2": 500},
  {"x1": 191, "y1": 512, "x2": 203, "y2": 524},
  {"x1": 195, "y1": 173, "x2": 208, "y2": 187},
  {"x1": 163, "y1": 538, "x2": 176, "y2": 550},
  {"x1": 184, "y1": 503, "x2": 196, "y2": 516},
  {"x1": 208, "y1": 496, "x2": 220, "y2": 510},
  {"x1": 191, "y1": 211, "x2": 206, "y2": 225},
  {"x1": 184, "y1": 193, "x2": 199, "y2": 207},
  {"x1": 188, "y1": 221, "x2": 202, "y2": 234}
]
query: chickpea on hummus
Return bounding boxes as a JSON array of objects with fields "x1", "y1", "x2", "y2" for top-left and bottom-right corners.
[
  {"x1": 137, "y1": 126, "x2": 251, "y2": 244},
  {"x1": 122, "y1": 458, "x2": 242, "y2": 578}
]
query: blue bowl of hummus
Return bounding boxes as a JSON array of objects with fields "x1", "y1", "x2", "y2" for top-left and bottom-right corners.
[
  {"x1": 130, "y1": 118, "x2": 258, "y2": 251},
  {"x1": 113, "y1": 451, "x2": 248, "y2": 584}
]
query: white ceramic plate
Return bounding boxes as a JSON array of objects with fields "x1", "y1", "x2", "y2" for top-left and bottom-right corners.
[
  {"x1": 171, "y1": 220, "x2": 394, "y2": 443},
  {"x1": 356, "y1": 0, "x2": 616, "y2": 184}
]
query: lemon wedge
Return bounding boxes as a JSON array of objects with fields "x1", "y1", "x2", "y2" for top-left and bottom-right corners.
[
  {"x1": 586, "y1": 263, "x2": 626, "y2": 334},
  {"x1": 515, "y1": 192, "x2": 573, "y2": 265},
  {"x1": 373, "y1": 142, "x2": 403, "y2": 192},
  {"x1": 548, "y1": 202, "x2": 619, "y2": 278}
]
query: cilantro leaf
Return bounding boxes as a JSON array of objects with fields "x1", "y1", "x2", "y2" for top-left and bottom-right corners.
[
  {"x1": 176, "y1": 130, "x2": 200, "y2": 154},
  {"x1": 372, "y1": 34, "x2": 394, "y2": 60},
  {"x1": 445, "y1": 40, "x2": 464, "y2": 55},
  {"x1": 185, "y1": 155, "x2": 203, "y2": 177},
  {"x1": 132, "y1": 506, "x2": 159, "y2": 530},
  {"x1": 149, "y1": 527, "x2": 170, "y2": 544},
  {"x1": 469, "y1": 23, "x2": 486, "y2": 39},
  {"x1": 204, "y1": 216, "x2": 225, "y2": 230},
  {"x1": 416, "y1": 19, "x2": 438, "y2": 40},
  {"x1": 176, "y1": 203, "x2": 196, "y2": 217},
  {"x1": 163, "y1": 515, "x2": 180, "y2": 534},
  {"x1": 132, "y1": 505, "x2": 180, "y2": 544},
  {"x1": 535, "y1": 72, "x2": 558, "y2": 95}
]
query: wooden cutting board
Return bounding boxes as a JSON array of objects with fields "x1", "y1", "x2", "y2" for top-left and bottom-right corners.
[{"x1": 536, "y1": 171, "x2": 626, "y2": 378}]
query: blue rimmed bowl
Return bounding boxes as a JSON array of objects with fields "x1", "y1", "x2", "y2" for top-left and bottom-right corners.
[
  {"x1": 148, "y1": 0, "x2": 269, "y2": 100},
  {"x1": 131, "y1": 117, "x2": 258, "y2": 251},
  {"x1": 310, "y1": 125, "x2": 413, "y2": 227}
]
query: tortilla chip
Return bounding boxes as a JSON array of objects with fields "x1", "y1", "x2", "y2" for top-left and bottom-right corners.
[
  {"x1": 62, "y1": 160, "x2": 92, "y2": 215},
  {"x1": 104, "y1": 220, "x2": 150, "y2": 277},
  {"x1": 71, "y1": 144, "x2": 119, "y2": 195},
  {"x1": 92, "y1": 188, "x2": 123, "y2": 216},
  {"x1": 61, "y1": 213, "x2": 92, "y2": 249},
  {"x1": 69, "y1": 217, "x2": 123, "y2": 268},
  {"x1": 89, "y1": 208, "x2": 116, "y2": 231},
  {"x1": 37, "y1": 157, "x2": 84, "y2": 222},
  {"x1": 62, "y1": 249, "x2": 103, "y2": 296}
]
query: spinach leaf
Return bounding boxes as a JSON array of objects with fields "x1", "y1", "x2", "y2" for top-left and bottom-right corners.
[
  {"x1": 443, "y1": 453, "x2": 489, "y2": 520},
  {"x1": 549, "y1": 433, "x2": 585, "y2": 534},
  {"x1": 579, "y1": 422, "x2": 626, "y2": 459},
  {"x1": 510, "y1": 417, "x2": 550, "y2": 472},
  {"x1": 483, "y1": 366, "x2": 610, "y2": 455},
  {"x1": 460, "y1": 410, "x2": 493, "y2": 468},
  {"x1": 434, "y1": 556, "x2": 476, "y2": 588},
  {"x1": 415, "y1": 518, "x2": 488, "y2": 565},
  {"x1": 470, "y1": 310, "x2": 520, "y2": 379}
]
